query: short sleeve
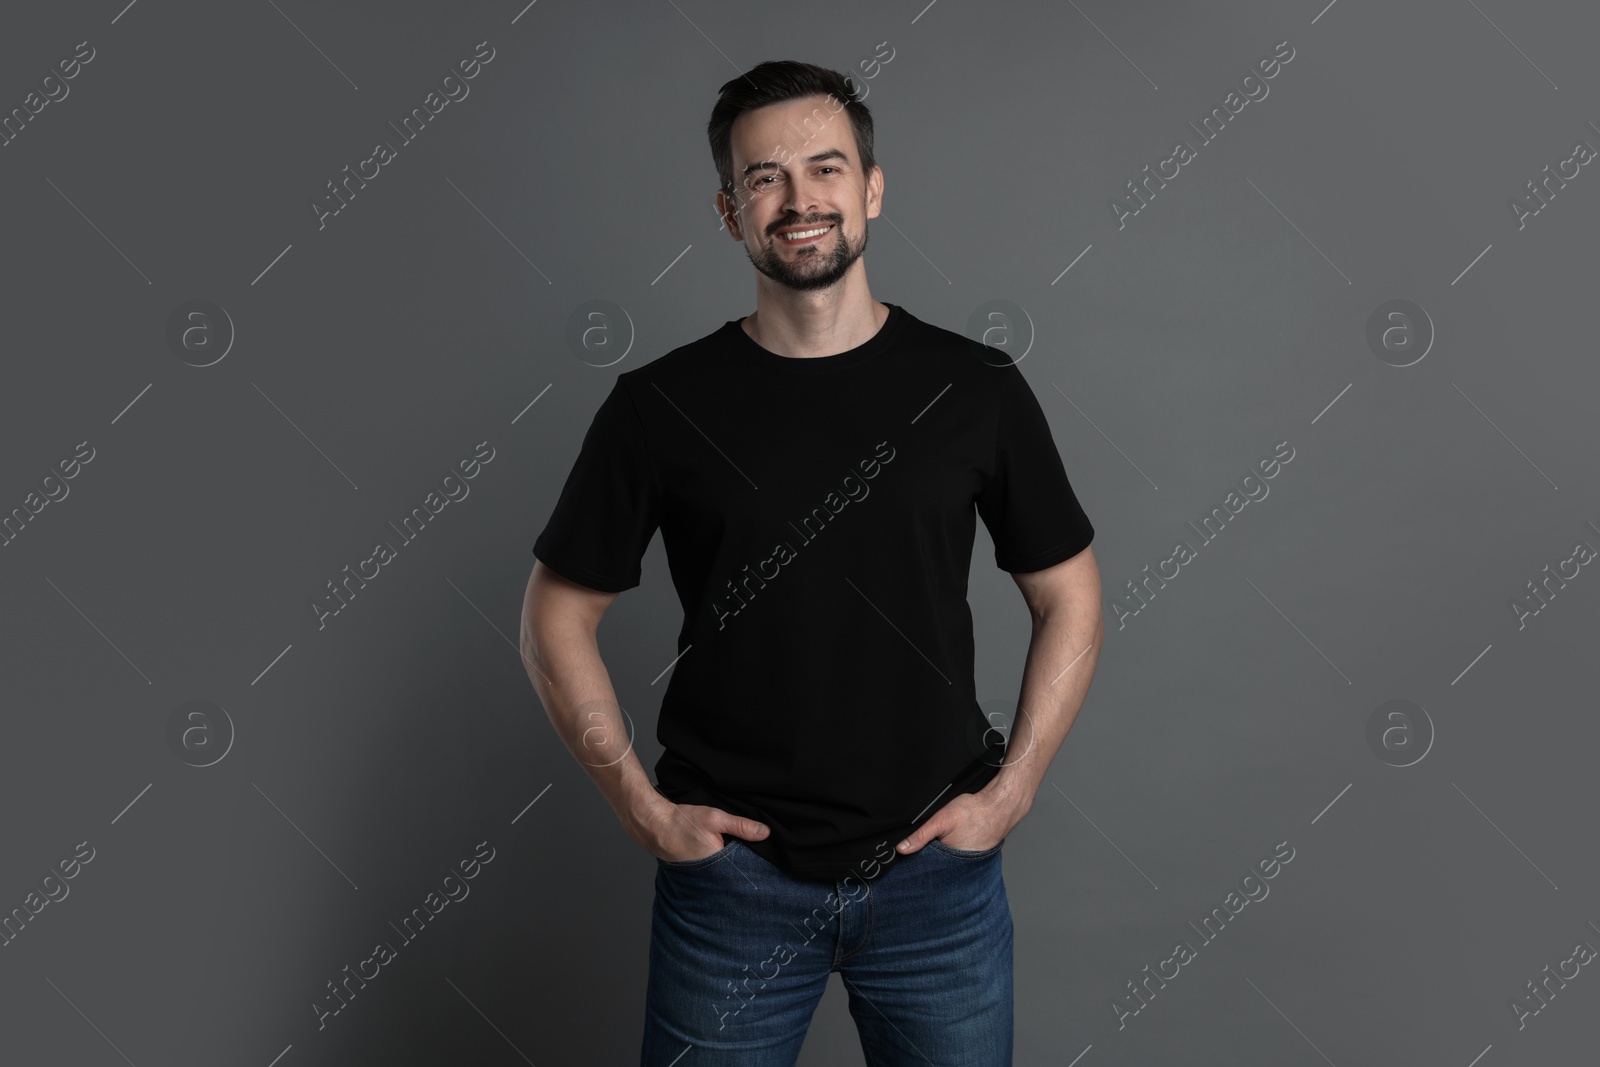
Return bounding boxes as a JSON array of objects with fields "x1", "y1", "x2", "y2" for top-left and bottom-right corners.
[
  {"x1": 532, "y1": 377, "x2": 662, "y2": 592},
  {"x1": 976, "y1": 368, "x2": 1094, "y2": 573}
]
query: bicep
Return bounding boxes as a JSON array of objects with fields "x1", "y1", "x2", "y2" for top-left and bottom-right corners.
[
  {"x1": 524, "y1": 559, "x2": 619, "y2": 636},
  {"x1": 1011, "y1": 543, "x2": 1101, "y2": 624}
]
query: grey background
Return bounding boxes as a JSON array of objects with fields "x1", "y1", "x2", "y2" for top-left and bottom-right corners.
[{"x1": 2, "y1": 0, "x2": 1596, "y2": 1063}]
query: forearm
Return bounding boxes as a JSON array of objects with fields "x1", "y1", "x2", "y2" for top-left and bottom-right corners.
[
  {"x1": 982, "y1": 601, "x2": 1103, "y2": 812},
  {"x1": 520, "y1": 618, "x2": 671, "y2": 838}
]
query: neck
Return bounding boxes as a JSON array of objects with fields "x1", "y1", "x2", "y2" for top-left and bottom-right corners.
[{"x1": 743, "y1": 274, "x2": 887, "y2": 359}]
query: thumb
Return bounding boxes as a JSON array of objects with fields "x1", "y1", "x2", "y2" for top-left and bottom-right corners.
[
  {"x1": 896, "y1": 822, "x2": 935, "y2": 853},
  {"x1": 722, "y1": 814, "x2": 770, "y2": 839}
]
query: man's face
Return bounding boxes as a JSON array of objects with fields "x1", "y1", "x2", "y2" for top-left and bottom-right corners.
[{"x1": 718, "y1": 94, "x2": 883, "y2": 292}]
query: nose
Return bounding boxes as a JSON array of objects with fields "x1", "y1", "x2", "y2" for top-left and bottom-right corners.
[{"x1": 782, "y1": 173, "x2": 824, "y2": 222}]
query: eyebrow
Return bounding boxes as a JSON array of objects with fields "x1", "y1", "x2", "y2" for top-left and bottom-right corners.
[{"x1": 739, "y1": 148, "x2": 850, "y2": 180}]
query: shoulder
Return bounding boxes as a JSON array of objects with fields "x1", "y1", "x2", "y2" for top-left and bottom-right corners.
[
  {"x1": 614, "y1": 319, "x2": 733, "y2": 396},
  {"x1": 892, "y1": 306, "x2": 1034, "y2": 403}
]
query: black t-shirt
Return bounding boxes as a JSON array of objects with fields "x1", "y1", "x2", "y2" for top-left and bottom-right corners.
[{"x1": 532, "y1": 302, "x2": 1094, "y2": 881}]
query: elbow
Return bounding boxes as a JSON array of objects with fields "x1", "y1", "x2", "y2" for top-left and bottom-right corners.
[{"x1": 521, "y1": 562, "x2": 609, "y2": 685}]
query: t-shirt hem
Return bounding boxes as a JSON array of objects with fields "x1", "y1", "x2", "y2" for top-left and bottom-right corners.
[
  {"x1": 998, "y1": 527, "x2": 1094, "y2": 574},
  {"x1": 531, "y1": 543, "x2": 639, "y2": 593},
  {"x1": 660, "y1": 756, "x2": 1005, "y2": 882}
]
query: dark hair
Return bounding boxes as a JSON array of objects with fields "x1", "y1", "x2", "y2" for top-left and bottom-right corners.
[{"x1": 707, "y1": 60, "x2": 876, "y2": 200}]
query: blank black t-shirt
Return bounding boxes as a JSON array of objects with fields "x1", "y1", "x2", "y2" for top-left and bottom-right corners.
[{"x1": 533, "y1": 302, "x2": 1094, "y2": 881}]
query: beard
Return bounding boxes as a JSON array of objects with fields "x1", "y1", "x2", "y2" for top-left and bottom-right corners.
[{"x1": 746, "y1": 216, "x2": 868, "y2": 291}]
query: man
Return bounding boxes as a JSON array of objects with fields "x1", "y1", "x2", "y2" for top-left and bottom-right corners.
[{"x1": 520, "y1": 60, "x2": 1102, "y2": 1066}]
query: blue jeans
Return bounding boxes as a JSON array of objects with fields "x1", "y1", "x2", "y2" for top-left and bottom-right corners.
[{"x1": 641, "y1": 835, "x2": 1013, "y2": 1066}]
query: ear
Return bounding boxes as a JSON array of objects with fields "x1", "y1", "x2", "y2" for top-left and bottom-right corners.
[
  {"x1": 715, "y1": 188, "x2": 745, "y2": 239},
  {"x1": 865, "y1": 165, "x2": 884, "y2": 220}
]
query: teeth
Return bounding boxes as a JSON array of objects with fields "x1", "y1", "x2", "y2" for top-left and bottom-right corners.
[{"x1": 780, "y1": 225, "x2": 832, "y2": 240}]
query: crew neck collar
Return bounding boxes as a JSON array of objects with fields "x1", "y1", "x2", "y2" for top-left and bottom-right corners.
[{"x1": 726, "y1": 302, "x2": 905, "y2": 373}]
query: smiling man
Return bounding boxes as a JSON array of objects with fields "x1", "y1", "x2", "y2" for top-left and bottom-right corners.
[{"x1": 521, "y1": 60, "x2": 1103, "y2": 1066}]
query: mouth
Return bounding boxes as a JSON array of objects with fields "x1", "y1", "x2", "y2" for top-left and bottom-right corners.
[{"x1": 774, "y1": 224, "x2": 834, "y2": 245}]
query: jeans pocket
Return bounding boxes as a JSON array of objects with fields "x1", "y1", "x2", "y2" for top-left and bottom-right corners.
[
  {"x1": 926, "y1": 837, "x2": 1004, "y2": 860},
  {"x1": 657, "y1": 837, "x2": 741, "y2": 869}
]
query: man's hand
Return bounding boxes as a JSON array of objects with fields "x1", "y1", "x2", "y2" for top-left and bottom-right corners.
[
  {"x1": 894, "y1": 784, "x2": 1032, "y2": 855},
  {"x1": 633, "y1": 799, "x2": 771, "y2": 863}
]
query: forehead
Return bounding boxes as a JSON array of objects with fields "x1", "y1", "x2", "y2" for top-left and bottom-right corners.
[{"x1": 730, "y1": 93, "x2": 855, "y2": 167}]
